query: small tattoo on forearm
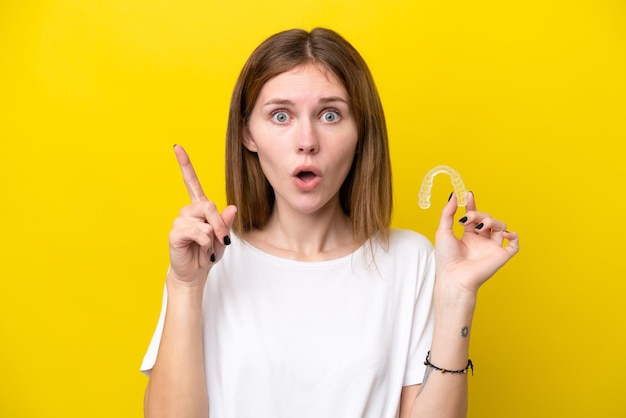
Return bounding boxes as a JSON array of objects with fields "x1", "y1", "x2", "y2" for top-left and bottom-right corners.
[{"x1": 461, "y1": 326, "x2": 469, "y2": 338}]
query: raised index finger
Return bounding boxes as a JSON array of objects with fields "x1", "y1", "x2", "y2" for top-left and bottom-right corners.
[{"x1": 173, "y1": 144, "x2": 207, "y2": 202}]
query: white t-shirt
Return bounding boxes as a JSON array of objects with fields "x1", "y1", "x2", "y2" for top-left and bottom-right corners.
[{"x1": 141, "y1": 228, "x2": 435, "y2": 418}]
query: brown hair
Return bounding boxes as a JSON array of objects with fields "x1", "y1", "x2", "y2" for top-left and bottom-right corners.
[{"x1": 225, "y1": 28, "x2": 392, "y2": 245}]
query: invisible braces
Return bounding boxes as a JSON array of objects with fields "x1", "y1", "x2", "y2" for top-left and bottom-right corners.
[{"x1": 418, "y1": 165, "x2": 467, "y2": 209}]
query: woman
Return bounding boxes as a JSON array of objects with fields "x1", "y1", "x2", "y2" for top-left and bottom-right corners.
[{"x1": 141, "y1": 27, "x2": 519, "y2": 418}]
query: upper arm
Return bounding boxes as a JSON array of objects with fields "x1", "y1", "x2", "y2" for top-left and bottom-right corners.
[{"x1": 399, "y1": 384, "x2": 421, "y2": 418}]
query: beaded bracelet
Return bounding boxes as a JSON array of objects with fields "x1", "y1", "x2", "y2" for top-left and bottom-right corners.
[{"x1": 424, "y1": 351, "x2": 474, "y2": 375}]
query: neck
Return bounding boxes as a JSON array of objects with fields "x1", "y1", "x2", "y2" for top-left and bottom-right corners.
[{"x1": 243, "y1": 199, "x2": 357, "y2": 261}]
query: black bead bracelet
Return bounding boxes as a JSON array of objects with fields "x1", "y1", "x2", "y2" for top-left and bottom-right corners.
[{"x1": 424, "y1": 351, "x2": 474, "y2": 375}]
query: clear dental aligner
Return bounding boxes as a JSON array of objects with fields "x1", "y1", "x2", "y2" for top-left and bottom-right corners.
[{"x1": 418, "y1": 165, "x2": 467, "y2": 209}]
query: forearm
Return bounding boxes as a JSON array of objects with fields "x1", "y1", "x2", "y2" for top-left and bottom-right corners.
[
  {"x1": 144, "y1": 276, "x2": 209, "y2": 418},
  {"x1": 410, "y1": 282, "x2": 477, "y2": 418}
]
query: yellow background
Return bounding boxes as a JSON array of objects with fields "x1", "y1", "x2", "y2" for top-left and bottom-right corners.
[{"x1": 1, "y1": 0, "x2": 624, "y2": 417}]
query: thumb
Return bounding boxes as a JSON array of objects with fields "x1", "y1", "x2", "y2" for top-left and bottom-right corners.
[
  {"x1": 222, "y1": 205, "x2": 238, "y2": 231},
  {"x1": 437, "y1": 192, "x2": 459, "y2": 236}
]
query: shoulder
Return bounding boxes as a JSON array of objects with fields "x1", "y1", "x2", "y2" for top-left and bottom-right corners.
[
  {"x1": 365, "y1": 228, "x2": 434, "y2": 272},
  {"x1": 369, "y1": 229, "x2": 435, "y2": 294},
  {"x1": 386, "y1": 228, "x2": 433, "y2": 254}
]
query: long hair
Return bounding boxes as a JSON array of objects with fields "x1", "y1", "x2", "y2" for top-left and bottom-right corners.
[{"x1": 225, "y1": 28, "x2": 392, "y2": 245}]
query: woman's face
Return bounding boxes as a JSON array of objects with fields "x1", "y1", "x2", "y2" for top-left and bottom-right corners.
[{"x1": 243, "y1": 63, "x2": 358, "y2": 217}]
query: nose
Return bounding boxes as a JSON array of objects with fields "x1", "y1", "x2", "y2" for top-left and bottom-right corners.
[{"x1": 297, "y1": 120, "x2": 319, "y2": 154}]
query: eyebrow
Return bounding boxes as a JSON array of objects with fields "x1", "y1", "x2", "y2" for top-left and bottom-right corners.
[{"x1": 262, "y1": 96, "x2": 350, "y2": 107}]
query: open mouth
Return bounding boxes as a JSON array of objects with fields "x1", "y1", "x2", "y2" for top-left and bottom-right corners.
[
  {"x1": 297, "y1": 171, "x2": 317, "y2": 182},
  {"x1": 293, "y1": 167, "x2": 321, "y2": 191}
]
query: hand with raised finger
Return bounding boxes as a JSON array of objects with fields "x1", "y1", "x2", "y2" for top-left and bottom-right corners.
[
  {"x1": 434, "y1": 191, "x2": 519, "y2": 294},
  {"x1": 166, "y1": 145, "x2": 237, "y2": 285},
  {"x1": 168, "y1": 201, "x2": 237, "y2": 284}
]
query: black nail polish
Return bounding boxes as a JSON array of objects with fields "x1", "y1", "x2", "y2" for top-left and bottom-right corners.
[
  {"x1": 475, "y1": 222, "x2": 484, "y2": 230},
  {"x1": 223, "y1": 236, "x2": 231, "y2": 246},
  {"x1": 459, "y1": 216, "x2": 468, "y2": 224},
  {"x1": 448, "y1": 192, "x2": 454, "y2": 202},
  {"x1": 210, "y1": 253, "x2": 216, "y2": 263}
]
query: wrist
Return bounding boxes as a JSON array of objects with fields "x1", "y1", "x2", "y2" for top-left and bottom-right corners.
[
  {"x1": 166, "y1": 271, "x2": 207, "y2": 303},
  {"x1": 434, "y1": 276, "x2": 478, "y2": 311}
]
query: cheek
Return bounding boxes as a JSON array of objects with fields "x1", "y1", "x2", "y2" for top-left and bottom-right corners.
[
  {"x1": 255, "y1": 146, "x2": 284, "y2": 178},
  {"x1": 330, "y1": 143, "x2": 358, "y2": 177},
  {"x1": 246, "y1": 125, "x2": 273, "y2": 155},
  {"x1": 334, "y1": 131, "x2": 358, "y2": 158}
]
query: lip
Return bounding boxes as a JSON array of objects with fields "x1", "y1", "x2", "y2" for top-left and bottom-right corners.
[
  {"x1": 291, "y1": 165, "x2": 322, "y2": 177},
  {"x1": 292, "y1": 165, "x2": 322, "y2": 192}
]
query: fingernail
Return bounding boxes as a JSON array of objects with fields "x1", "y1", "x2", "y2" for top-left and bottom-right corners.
[
  {"x1": 173, "y1": 144, "x2": 178, "y2": 149},
  {"x1": 223, "y1": 236, "x2": 231, "y2": 246},
  {"x1": 475, "y1": 222, "x2": 484, "y2": 230},
  {"x1": 448, "y1": 192, "x2": 453, "y2": 202},
  {"x1": 459, "y1": 216, "x2": 468, "y2": 224},
  {"x1": 210, "y1": 253, "x2": 216, "y2": 263}
]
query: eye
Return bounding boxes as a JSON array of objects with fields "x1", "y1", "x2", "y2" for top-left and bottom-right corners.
[
  {"x1": 271, "y1": 110, "x2": 290, "y2": 124},
  {"x1": 320, "y1": 110, "x2": 340, "y2": 123}
]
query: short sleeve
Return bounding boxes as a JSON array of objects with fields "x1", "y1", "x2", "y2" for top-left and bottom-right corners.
[
  {"x1": 140, "y1": 285, "x2": 168, "y2": 377},
  {"x1": 402, "y1": 251, "x2": 436, "y2": 386}
]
